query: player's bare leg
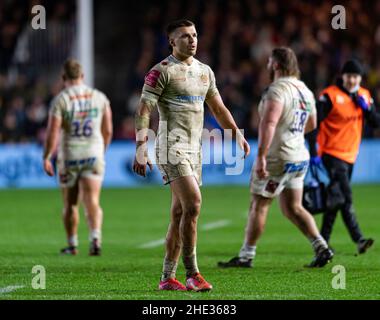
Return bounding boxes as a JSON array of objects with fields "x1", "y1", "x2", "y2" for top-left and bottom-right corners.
[
  {"x1": 80, "y1": 177, "x2": 103, "y2": 256},
  {"x1": 244, "y1": 194, "x2": 272, "y2": 246},
  {"x1": 61, "y1": 183, "x2": 80, "y2": 255},
  {"x1": 218, "y1": 194, "x2": 272, "y2": 268},
  {"x1": 165, "y1": 192, "x2": 183, "y2": 262},
  {"x1": 170, "y1": 176, "x2": 212, "y2": 291},
  {"x1": 279, "y1": 188, "x2": 333, "y2": 267},
  {"x1": 159, "y1": 192, "x2": 187, "y2": 291},
  {"x1": 279, "y1": 188, "x2": 321, "y2": 238}
]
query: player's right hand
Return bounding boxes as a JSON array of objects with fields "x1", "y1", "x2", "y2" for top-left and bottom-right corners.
[
  {"x1": 43, "y1": 159, "x2": 55, "y2": 176},
  {"x1": 133, "y1": 144, "x2": 153, "y2": 177},
  {"x1": 133, "y1": 156, "x2": 153, "y2": 177},
  {"x1": 255, "y1": 155, "x2": 269, "y2": 180},
  {"x1": 236, "y1": 131, "x2": 250, "y2": 158}
]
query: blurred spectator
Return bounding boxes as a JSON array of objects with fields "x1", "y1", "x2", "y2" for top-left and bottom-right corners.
[{"x1": 0, "y1": 0, "x2": 74, "y2": 143}]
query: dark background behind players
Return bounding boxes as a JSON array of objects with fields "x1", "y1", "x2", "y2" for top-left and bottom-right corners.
[{"x1": 1, "y1": 0, "x2": 380, "y2": 143}]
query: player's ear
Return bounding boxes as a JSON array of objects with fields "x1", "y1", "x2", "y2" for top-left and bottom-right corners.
[
  {"x1": 272, "y1": 61, "x2": 279, "y2": 71},
  {"x1": 169, "y1": 38, "x2": 175, "y2": 48}
]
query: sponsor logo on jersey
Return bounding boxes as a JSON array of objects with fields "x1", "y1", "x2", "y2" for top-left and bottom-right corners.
[
  {"x1": 283, "y1": 161, "x2": 309, "y2": 174},
  {"x1": 75, "y1": 108, "x2": 98, "y2": 119},
  {"x1": 176, "y1": 95, "x2": 205, "y2": 103},
  {"x1": 145, "y1": 70, "x2": 161, "y2": 88},
  {"x1": 69, "y1": 93, "x2": 93, "y2": 101},
  {"x1": 63, "y1": 108, "x2": 98, "y2": 121},
  {"x1": 172, "y1": 77, "x2": 186, "y2": 82},
  {"x1": 64, "y1": 157, "x2": 96, "y2": 168},
  {"x1": 200, "y1": 74, "x2": 209, "y2": 85}
]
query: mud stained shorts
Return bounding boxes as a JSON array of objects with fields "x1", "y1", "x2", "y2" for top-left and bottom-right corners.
[
  {"x1": 155, "y1": 149, "x2": 202, "y2": 186},
  {"x1": 57, "y1": 156, "x2": 105, "y2": 188},
  {"x1": 250, "y1": 159, "x2": 309, "y2": 198}
]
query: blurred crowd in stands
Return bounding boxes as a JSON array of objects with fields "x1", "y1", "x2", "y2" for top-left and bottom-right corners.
[
  {"x1": 1, "y1": 0, "x2": 380, "y2": 143},
  {"x1": 0, "y1": 0, "x2": 74, "y2": 143}
]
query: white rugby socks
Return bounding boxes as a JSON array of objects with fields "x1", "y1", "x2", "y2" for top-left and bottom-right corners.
[
  {"x1": 68, "y1": 235, "x2": 78, "y2": 247},
  {"x1": 161, "y1": 257, "x2": 178, "y2": 281},
  {"x1": 310, "y1": 235, "x2": 328, "y2": 254},
  {"x1": 239, "y1": 242, "x2": 256, "y2": 261},
  {"x1": 90, "y1": 229, "x2": 102, "y2": 244},
  {"x1": 182, "y1": 246, "x2": 199, "y2": 277}
]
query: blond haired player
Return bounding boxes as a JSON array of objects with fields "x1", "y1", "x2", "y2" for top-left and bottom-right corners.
[
  {"x1": 219, "y1": 47, "x2": 334, "y2": 269},
  {"x1": 43, "y1": 59, "x2": 113, "y2": 256},
  {"x1": 133, "y1": 19, "x2": 250, "y2": 291}
]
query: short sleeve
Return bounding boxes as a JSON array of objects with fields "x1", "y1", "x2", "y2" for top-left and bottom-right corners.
[
  {"x1": 49, "y1": 94, "x2": 65, "y2": 119},
  {"x1": 206, "y1": 67, "x2": 219, "y2": 100},
  {"x1": 309, "y1": 94, "x2": 317, "y2": 116},
  {"x1": 141, "y1": 65, "x2": 168, "y2": 104},
  {"x1": 264, "y1": 83, "x2": 285, "y2": 104},
  {"x1": 95, "y1": 90, "x2": 110, "y2": 113}
]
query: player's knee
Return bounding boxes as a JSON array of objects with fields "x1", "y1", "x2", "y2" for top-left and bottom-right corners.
[
  {"x1": 183, "y1": 198, "x2": 201, "y2": 218},
  {"x1": 83, "y1": 197, "x2": 100, "y2": 212},
  {"x1": 171, "y1": 205, "x2": 183, "y2": 220},
  {"x1": 251, "y1": 202, "x2": 268, "y2": 217},
  {"x1": 63, "y1": 205, "x2": 78, "y2": 216},
  {"x1": 284, "y1": 203, "x2": 303, "y2": 217}
]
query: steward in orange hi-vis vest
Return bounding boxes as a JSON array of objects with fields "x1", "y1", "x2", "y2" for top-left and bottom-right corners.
[
  {"x1": 306, "y1": 59, "x2": 379, "y2": 251},
  {"x1": 317, "y1": 85, "x2": 372, "y2": 163}
]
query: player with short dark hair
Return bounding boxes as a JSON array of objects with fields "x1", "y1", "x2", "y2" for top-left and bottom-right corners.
[
  {"x1": 133, "y1": 19, "x2": 250, "y2": 291},
  {"x1": 43, "y1": 59, "x2": 113, "y2": 256}
]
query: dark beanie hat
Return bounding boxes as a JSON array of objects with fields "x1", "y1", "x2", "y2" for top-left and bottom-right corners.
[{"x1": 341, "y1": 59, "x2": 363, "y2": 75}]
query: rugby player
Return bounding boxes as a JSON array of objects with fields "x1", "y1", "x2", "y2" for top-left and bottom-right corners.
[
  {"x1": 218, "y1": 47, "x2": 334, "y2": 269},
  {"x1": 133, "y1": 19, "x2": 250, "y2": 291},
  {"x1": 43, "y1": 59, "x2": 113, "y2": 256}
]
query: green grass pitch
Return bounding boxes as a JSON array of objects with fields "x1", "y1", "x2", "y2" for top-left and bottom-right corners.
[{"x1": 0, "y1": 185, "x2": 379, "y2": 300}]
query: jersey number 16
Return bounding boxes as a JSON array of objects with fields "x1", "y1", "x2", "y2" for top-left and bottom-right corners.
[{"x1": 71, "y1": 119, "x2": 93, "y2": 137}]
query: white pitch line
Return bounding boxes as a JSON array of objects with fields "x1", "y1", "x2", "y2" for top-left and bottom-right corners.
[
  {"x1": 138, "y1": 238, "x2": 166, "y2": 249},
  {"x1": 139, "y1": 219, "x2": 231, "y2": 249},
  {"x1": 0, "y1": 285, "x2": 25, "y2": 295},
  {"x1": 200, "y1": 219, "x2": 231, "y2": 231}
]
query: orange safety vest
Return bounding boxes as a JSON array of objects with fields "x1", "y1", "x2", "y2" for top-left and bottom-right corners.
[{"x1": 317, "y1": 85, "x2": 371, "y2": 164}]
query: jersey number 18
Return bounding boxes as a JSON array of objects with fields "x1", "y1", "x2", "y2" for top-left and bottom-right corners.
[{"x1": 290, "y1": 109, "x2": 307, "y2": 133}]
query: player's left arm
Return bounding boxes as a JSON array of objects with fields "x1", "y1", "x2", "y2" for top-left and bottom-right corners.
[
  {"x1": 43, "y1": 114, "x2": 62, "y2": 176},
  {"x1": 206, "y1": 94, "x2": 250, "y2": 157},
  {"x1": 305, "y1": 97, "x2": 317, "y2": 134},
  {"x1": 256, "y1": 99, "x2": 284, "y2": 179},
  {"x1": 101, "y1": 103, "x2": 113, "y2": 152},
  {"x1": 305, "y1": 113, "x2": 317, "y2": 134}
]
